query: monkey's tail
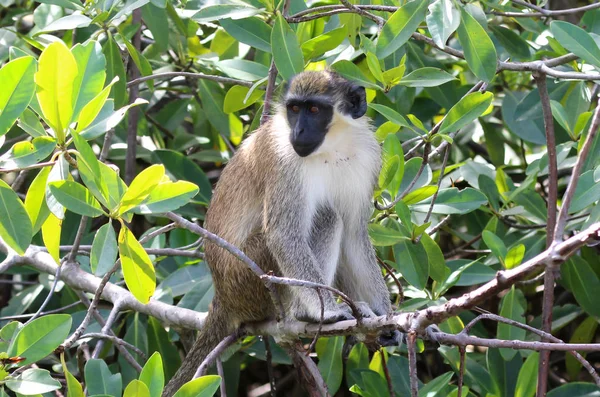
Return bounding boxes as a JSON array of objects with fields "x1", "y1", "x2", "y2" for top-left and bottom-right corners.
[{"x1": 162, "y1": 303, "x2": 231, "y2": 397}]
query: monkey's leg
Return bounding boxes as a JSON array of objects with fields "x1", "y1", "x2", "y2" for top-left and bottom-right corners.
[{"x1": 308, "y1": 206, "x2": 343, "y2": 286}]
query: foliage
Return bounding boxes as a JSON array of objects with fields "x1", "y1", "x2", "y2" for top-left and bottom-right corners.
[{"x1": 0, "y1": 0, "x2": 600, "y2": 396}]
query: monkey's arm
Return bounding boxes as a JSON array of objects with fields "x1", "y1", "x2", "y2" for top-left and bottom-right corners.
[
  {"x1": 263, "y1": 182, "x2": 351, "y2": 323},
  {"x1": 338, "y1": 218, "x2": 391, "y2": 316}
]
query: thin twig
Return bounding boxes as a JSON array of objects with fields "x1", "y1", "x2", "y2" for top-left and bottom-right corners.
[
  {"x1": 24, "y1": 265, "x2": 62, "y2": 324},
  {"x1": 407, "y1": 332, "x2": 418, "y2": 397},
  {"x1": 380, "y1": 349, "x2": 395, "y2": 397},
  {"x1": 81, "y1": 332, "x2": 146, "y2": 359},
  {"x1": 195, "y1": 333, "x2": 241, "y2": 378},
  {"x1": 263, "y1": 336, "x2": 277, "y2": 397},
  {"x1": 91, "y1": 300, "x2": 124, "y2": 358},
  {"x1": 376, "y1": 257, "x2": 403, "y2": 304},
  {"x1": 0, "y1": 301, "x2": 83, "y2": 321},
  {"x1": 457, "y1": 346, "x2": 465, "y2": 397},
  {"x1": 127, "y1": 72, "x2": 253, "y2": 88},
  {"x1": 0, "y1": 161, "x2": 56, "y2": 174},
  {"x1": 217, "y1": 358, "x2": 227, "y2": 397}
]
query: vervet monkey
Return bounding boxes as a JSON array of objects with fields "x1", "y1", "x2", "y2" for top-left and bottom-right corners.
[{"x1": 165, "y1": 70, "x2": 396, "y2": 395}]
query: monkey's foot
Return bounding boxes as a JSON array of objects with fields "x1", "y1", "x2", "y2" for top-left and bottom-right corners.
[{"x1": 377, "y1": 330, "x2": 403, "y2": 347}]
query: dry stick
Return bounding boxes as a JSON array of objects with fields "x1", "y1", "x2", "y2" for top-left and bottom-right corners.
[
  {"x1": 461, "y1": 313, "x2": 600, "y2": 385},
  {"x1": 263, "y1": 336, "x2": 277, "y2": 397},
  {"x1": 216, "y1": 358, "x2": 227, "y2": 397},
  {"x1": 284, "y1": 341, "x2": 330, "y2": 397},
  {"x1": 82, "y1": 332, "x2": 146, "y2": 359},
  {"x1": 339, "y1": 0, "x2": 384, "y2": 28},
  {"x1": 376, "y1": 257, "x2": 404, "y2": 304},
  {"x1": 125, "y1": 8, "x2": 142, "y2": 185},
  {"x1": 24, "y1": 265, "x2": 62, "y2": 324},
  {"x1": 165, "y1": 212, "x2": 285, "y2": 319},
  {"x1": 0, "y1": 160, "x2": 56, "y2": 174},
  {"x1": 503, "y1": 0, "x2": 600, "y2": 17},
  {"x1": 260, "y1": 61, "x2": 279, "y2": 125},
  {"x1": 58, "y1": 245, "x2": 205, "y2": 259},
  {"x1": 91, "y1": 300, "x2": 124, "y2": 358},
  {"x1": 380, "y1": 349, "x2": 395, "y2": 397},
  {"x1": 307, "y1": 289, "x2": 326, "y2": 355},
  {"x1": 428, "y1": 215, "x2": 450, "y2": 236},
  {"x1": 407, "y1": 332, "x2": 418, "y2": 397},
  {"x1": 127, "y1": 72, "x2": 253, "y2": 89},
  {"x1": 554, "y1": 98, "x2": 600, "y2": 241},
  {"x1": 0, "y1": 301, "x2": 83, "y2": 322},
  {"x1": 457, "y1": 347, "x2": 465, "y2": 397},
  {"x1": 535, "y1": 72, "x2": 559, "y2": 397},
  {"x1": 195, "y1": 333, "x2": 242, "y2": 378}
]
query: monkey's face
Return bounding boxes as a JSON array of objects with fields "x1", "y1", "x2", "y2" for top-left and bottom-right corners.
[
  {"x1": 286, "y1": 98, "x2": 334, "y2": 157},
  {"x1": 284, "y1": 71, "x2": 368, "y2": 157}
]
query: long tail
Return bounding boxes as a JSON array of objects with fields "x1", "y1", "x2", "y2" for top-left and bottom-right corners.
[{"x1": 162, "y1": 305, "x2": 231, "y2": 396}]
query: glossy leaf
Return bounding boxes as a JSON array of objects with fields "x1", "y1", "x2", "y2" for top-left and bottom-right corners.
[
  {"x1": 456, "y1": 8, "x2": 497, "y2": 83},
  {"x1": 220, "y1": 17, "x2": 271, "y2": 53},
  {"x1": 223, "y1": 85, "x2": 264, "y2": 114},
  {"x1": 515, "y1": 352, "x2": 538, "y2": 397},
  {"x1": 140, "y1": 352, "x2": 165, "y2": 397},
  {"x1": 0, "y1": 56, "x2": 36, "y2": 136},
  {"x1": 5, "y1": 368, "x2": 61, "y2": 394},
  {"x1": 561, "y1": 256, "x2": 600, "y2": 319},
  {"x1": 85, "y1": 358, "x2": 123, "y2": 397},
  {"x1": 0, "y1": 136, "x2": 56, "y2": 169},
  {"x1": 0, "y1": 179, "x2": 32, "y2": 255},
  {"x1": 103, "y1": 34, "x2": 128, "y2": 107},
  {"x1": 48, "y1": 180, "x2": 105, "y2": 217},
  {"x1": 133, "y1": 180, "x2": 199, "y2": 214},
  {"x1": 61, "y1": 354, "x2": 84, "y2": 397},
  {"x1": 376, "y1": 0, "x2": 428, "y2": 59},
  {"x1": 118, "y1": 164, "x2": 165, "y2": 215},
  {"x1": 393, "y1": 239, "x2": 429, "y2": 289},
  {"x1": 426, "y1": 0, "x2": 460, "y2": 48},
  {"x1": 41, "y1": 212, "x2": 61, "y2": 264},
  {"x1": 124, "y1": 380, "x2": 151, "y2": 397},
  {"x1": 193, "y1": 4, "x2": 260, "y2": 22},
  {"x1": 90, "y1": 222, "x2": 118, "y2": 276},
  {"x1": 8, "y1": 314, "x2": 72, "y2": 365},
  {"x1": 497, "y1": 287, "x2": 526, "y2": 361},
  {"x1": 331, "y1": 60, "x2": 381, "y2": 91},
  {"x1": 399, "y1": 67, "x2": 456, "y2": 87},
  {"x1": 24, "y1": 167, "x2": 51, "y2": 233},
  {"x1": 411, "y1": 188, "x2": 487, "y2": 214},
  {"x1": 439, "y1": 92, "x2": 493, "y2": 134},
  {"x1": 317, "y1": 336, "x2": 344, "y2": 395},
  {"x1": 301, "y1": 26, "x2": 346, "y2": 60},
  {"x1": 551, "y1": 21, "x2": 600, "y2": 68},
  {"x1": 172, "y1": 375, "x2": 221, "y2": 397},
  {"x1": 35, "y1": 41, "x2": 78, "y2": 141},
  {"x1": 70, "y1": 40, "x2": 106, "y2": 121},
  {"x1": 368, "y1": 224, "x2": 409, "y2": 246},
  {"x1": 119, "y1": 226, "x2": 156, "y2": 304},
  {"x1": 271, "y1": 13, "x2": 304, "y2": 80}
]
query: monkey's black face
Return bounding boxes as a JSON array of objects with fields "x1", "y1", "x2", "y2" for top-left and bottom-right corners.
[{"x1": 286, "y1": 98, "x2": 334, "y2": 157}]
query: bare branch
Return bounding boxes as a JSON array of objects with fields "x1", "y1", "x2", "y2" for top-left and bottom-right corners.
[
  {"x1": 127, "y1": 72, "x2": 253, "y2": 89},
  {"x1": 194, "y1": 332, "x2": 241, "y2": 378},
  {"x1": 407, "y1": 332, "x2": 418, "y2": 397}
]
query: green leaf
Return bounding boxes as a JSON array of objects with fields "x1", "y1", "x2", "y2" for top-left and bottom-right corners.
[
  {"x1": 376, "y1": 0, "x2": 428, "y2": 59},
  {"x1": 35, "y1": 41, "x2": 78, "y2": 141},
  {"x1": 103, "y1": 34, "x2": 128, "y2": 108},
  {"x1": 119, "y1": 226, "x2": 156, "y2": 304},
  {"x1": 482, "y1": 230, "x2": 507, "y2": 262},
  {"x1": 139, "y1": 352, "x2": 164, "y2": 397},
  {"x1": 426, "y1": 0, "x2": 460, "y2": 48},
  {"x1": 223, "y1": 85, "x2": 264, "y2": 114},
  {"x1": 71, "y1": 130, "x2": 106, "y2": 207},
  {"x1": 71, "y1": 41, "x2": 106, "y2": 122},
  {"x1": 497, "y1": 287, "x2": 526, "y2": 361},
  {"x1": 515, "y1": 352, "x2": 538, "y2": 397},
  {"x1": 76, "y1": 77, "x2": 117, "y2": 132},
  {"x1": 317, "y1": 337, "x2": 344, "y2": 395},
  {"x1": 42, "y1": 212, "x2": 61, "y2": 264},
  {"x1": 570, "y1": 169, "x2": 600, "y2": 213},
  {"x1": 118, "y1": 164, "x2": 165, "y2": 215},
  {"x1": 271, "y1": 13, "x2": 304, "y2": 80},
  {"x1": 561, "y1": 256, "x2": 600, "y2": 319},
  {"x1": 418, "y1": 372, "x2": 454, "y2": 397},
  {"x1": 393, "y1": 239, "x2": 429, "y2": 289},
  {"x1": 193, "y1": 4, "x2": 261, "y2": 22},
  {"x1": 490, "y1": 25, "x2": 531, "y2": 61},
  {"x1": 456, "y1": 7, "x2": 497, "y2": 83},
  {"x1": 0, "y1": 179, "x2": 32, "y2": 255},
  {"x1": 403, "y1": 186, "x2": 437, "y2": 205},
  {"x1": 8, "y1": 314, "x2": 72, "y2": 365},
  {"x1": 98, "y1": 161, "x2": 127, "y2": 211},
  {"x1": 439, "y1": 92, "x2": 493, "y2": 134},
  {"x1": 35, "y1": 14, "x2": 91, "y2": 35},
  {"x1": 197, "y1": 80, "x2": 229, "y2": 137},
  {"x1": 346, "y1": 343, "x2": 369, "y2": 386},
  {"x1": 366, "y1": 52, "x2": 385, "y2": 83},
  {"x1": 412, "y1": 187, "x2": 487, "y2": 214},
  {"x1": 85, "y1": 359, "x2": 122, "y2": 397},
  {"x1": 5, "y1": 368, "x2": 61, "y2": 394},
  {"x1": 381, "y1": 133, "x2": 404, "y2": 196},
  {"x1": 48, "y1": 180, "x2": 105, "y2": 217},
  {"x1": 61, "y1": 354, "x2": 84, "y2": 397},
  {"x1": 399, "y1": 67, "x2": 456, "y2": 87},
  {"x1": 123, "y1": 380, "x2": 151, "y2": 397},
  {"x1": 79, "y1": 98, "x2": 148, "y2": 140},
  {"x1": 550, "y1": 100, "x2": 573, "y2": 137},
  {"x1": 133, "y1": 180, "x2": 199, "y2": 214},
  {"x1": 24, "y1": 167, "x2": 51, "y2": 233},
  {"x1": 154, "y1": 149, "x2": 212, "y2": 204},
  {"x1": 220, "y1": 17, "x2": 271, "y2": 53},
  {"x1": 0, "y1": 136, "x2": 56, "y2": 169},
  {"x1": 367, "y1": 103, "x2": 410, "y2": 128},
  {"x1": 551, "y1": 21, "x2": 600, "y2": 68},
  {"x1": 368, "y1": 224, "x2": 409, "y2": 246},
  {"x1": 330, "y1": 60, "x2": 381, "y2": 91},
  {"x1": 172, "y1": 375, "x2": 221, "y2": 397},
  {"x1": 301, "y1": 26, "x2": 346, "y2": 60},
  {"x1": 566, "y1": 317, "x2": 597, "y2": 381},
  {"x1": 90, "y1": 222, "x2": 118, "y2": 276},
  {"x1": 379, "y1": 155, "x2": 399, "y2": 190},
  {"x1": 17, "y1": 108, "x2": 47, "y2": 138},
  {"x1": 216, "y1": 59, "x2": 269, "y2": 81},
  {"x1": 547, "y1": 383, "x2": 600, "y2": 397},
  {"x1": 0, "y1": 56, "x2": 36, "y2": 136},
  {"x1": 420, "y1": 232, "x2": 447, "y2": 282},
  {"x1": 505, "y1": 244, "x2": 525, "y2": 269}
]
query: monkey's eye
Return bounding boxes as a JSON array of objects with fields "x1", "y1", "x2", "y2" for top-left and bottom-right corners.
[
  {"x1": 310, "y1": 106, "x2": 319, "y2": 114},
  {"x1": 291, "y1": 105, "x2": 300, "y2": 113}
]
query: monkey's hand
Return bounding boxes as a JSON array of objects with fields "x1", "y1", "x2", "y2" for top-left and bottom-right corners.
[{"x1": 377, "y1": 330, "x2": 403, "y2": 347}]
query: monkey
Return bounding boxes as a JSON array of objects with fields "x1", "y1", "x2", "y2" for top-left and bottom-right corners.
[{"x1": 163, "y1": 70, "x2": 398, "y2": 396}]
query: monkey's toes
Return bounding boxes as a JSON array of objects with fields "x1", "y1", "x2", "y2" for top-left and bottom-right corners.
[{"x1": 322, "y1": 308, "x2": 354, "y2": 324}]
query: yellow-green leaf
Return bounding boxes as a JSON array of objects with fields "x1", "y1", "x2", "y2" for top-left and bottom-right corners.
[
  {"x1": 76, "y1": 77, "x2": 118, "y2": 132},
  {"x1": 61, "y1": 354, "x2": 84, "y2": 397},
  {"x1": 35, "y1": 41, "x2": 78, "y2": 142},
  {"x1": 119, "y1": 226, "x2": 156, "y2": 304},
  {"x1": 118, "y1": 164, "x2": 165, "y2": 215},
  {"x1": 42, "y1": 213, "x2": 62, "y2": 265},
  {"x1": 24, "y1": 167, "x2": 51, "y2": 233},
  {"x1": 0, "y1": 56, "x2": 36, "y2": 136},
  {"x1": 0, "y1": 179, "x2": 32, "y2": 255}
]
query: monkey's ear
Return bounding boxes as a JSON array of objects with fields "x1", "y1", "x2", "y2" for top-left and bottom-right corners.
[{"x1": 349, "y1": 85, "x2": 367, "y2": 119}]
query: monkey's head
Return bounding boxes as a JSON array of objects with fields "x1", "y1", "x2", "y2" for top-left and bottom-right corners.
[{"x1": 282, "y1": 71, "x2": 367, "y2": 157}]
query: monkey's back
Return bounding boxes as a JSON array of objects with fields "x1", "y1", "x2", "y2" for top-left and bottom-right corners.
[{"x1": 204, "y1": 123, "x2": 283, "y2": 326}]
